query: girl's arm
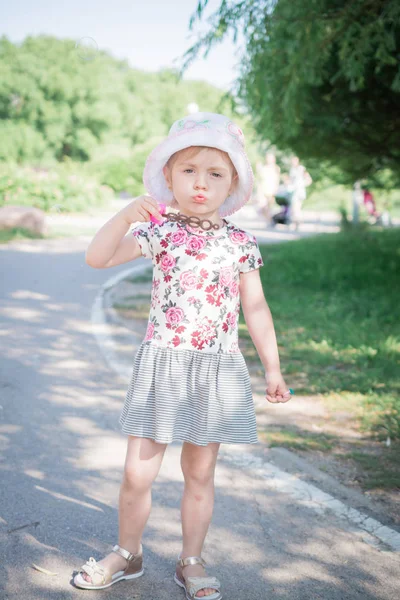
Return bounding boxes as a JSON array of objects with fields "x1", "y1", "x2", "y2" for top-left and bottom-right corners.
[
  {"x1": 239, "y1": 268, "x2": 291, "y2": 403},
  {"x1": 86, "y1": 195, "x2": 163, "y2": 269}
]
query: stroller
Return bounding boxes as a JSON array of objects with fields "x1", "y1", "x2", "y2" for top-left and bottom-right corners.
[{"x1": 271, "y1": 189, "x2": 293, "y2": 226}]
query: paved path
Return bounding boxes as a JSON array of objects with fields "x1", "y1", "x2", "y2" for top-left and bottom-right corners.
[{"x1": 1, "y1": 210, "x2": 399, "y2": 599}]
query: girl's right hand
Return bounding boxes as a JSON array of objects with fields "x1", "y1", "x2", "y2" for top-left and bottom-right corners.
[
  {"x1": 265, "y1": 371, "x2": 291, "y2": 403},
  {"x1": 121, "y1": 195, "x2": 164, "y2": 225}
]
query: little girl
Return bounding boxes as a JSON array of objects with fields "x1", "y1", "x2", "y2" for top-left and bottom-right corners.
[{"x1": 73, "y1": 112, "x2": 291, "y2": 599}]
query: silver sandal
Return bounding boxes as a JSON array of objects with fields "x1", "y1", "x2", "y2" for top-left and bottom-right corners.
[
  {"x1": 174, "y1": 555, "x2": 222, "y2": 600},
  {"x1": 73, "y1": 544, "x2": 144, "y2": 590}
]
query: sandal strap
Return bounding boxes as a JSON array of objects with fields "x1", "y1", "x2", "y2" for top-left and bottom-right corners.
[
  {"x1": 178, "y1": 555, "x2": 206, "y2": 568},
  {"x1": 112, "y1": 544, "x2": 140, "y2": 562},
  {"x1": 186, "y1": 576, "x2": 221, "y2": 597},
  {"x1": 81, "y1": 557, "x2": 109, "y2": 586}
]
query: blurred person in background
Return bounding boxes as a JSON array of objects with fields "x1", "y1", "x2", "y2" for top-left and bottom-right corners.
[
  {"x1": 362, "y1": 186, "x2": 382, "y2": 224},
  {"x1": 256, "y1": 152, "x2": 281, "y2": 224},
  {"x1": 271, "y1": 173, "x2": 292, "y2": 226},
  {"x1": 289, "y1": 156, "x2": 312, "y2": 230}
]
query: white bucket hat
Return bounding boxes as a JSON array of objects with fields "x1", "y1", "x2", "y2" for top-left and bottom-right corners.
[{"x1": 143, "y1": 112, "x2": 254, "y2": 218}]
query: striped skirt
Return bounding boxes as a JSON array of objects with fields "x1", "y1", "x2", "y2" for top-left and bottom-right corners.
[{"x1": 119, "y1": 342, "x2": 258, "y2": 446}]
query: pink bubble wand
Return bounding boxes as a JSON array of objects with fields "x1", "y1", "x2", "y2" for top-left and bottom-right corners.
[{"x1": 150, "y1": 203, "x2": 167, "y2": 225}]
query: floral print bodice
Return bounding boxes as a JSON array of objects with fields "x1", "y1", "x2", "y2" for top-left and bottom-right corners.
[{"x1": 132, "y1": 218, "x2": 263, "y2": 354}]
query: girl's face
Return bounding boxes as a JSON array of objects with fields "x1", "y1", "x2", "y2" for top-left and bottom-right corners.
[{"x1": 163, "y1": 147, "x2": 237, "y2": 222}]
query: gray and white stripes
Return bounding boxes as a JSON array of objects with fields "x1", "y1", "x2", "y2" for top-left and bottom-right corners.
[{"x1": 119, "y1": 342, "x2": 258, "y2": 446}]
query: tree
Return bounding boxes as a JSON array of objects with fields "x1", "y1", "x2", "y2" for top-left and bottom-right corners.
[
  {"x1": 0, "y1": 35, "x2": 244, "y2": 165},
  {"x1": 183, "y1": 0, "x2": 400, "y2": 184},
  {"x1": 0, "y1": 35, "x2": 264, "y2": 194}
]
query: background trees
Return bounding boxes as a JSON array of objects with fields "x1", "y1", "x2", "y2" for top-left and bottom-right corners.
[
  {"x1": 0, "y1": 35, "x2": 256, "y2": 197},
  {"x1": 184, "y1": 0, "x2": 400, "y2": 187}
]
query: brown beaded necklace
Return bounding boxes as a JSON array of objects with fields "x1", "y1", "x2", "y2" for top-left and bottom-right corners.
[{"x1": 165, "y1": 212, "x2": 222, "y2": 231}]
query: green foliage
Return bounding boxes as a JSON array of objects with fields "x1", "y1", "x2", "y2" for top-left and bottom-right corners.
[
  {"x1": 0, "y1": 34, "x2": 263, "y2": 193},
  {"x1": 0, "y1": 227, "x2": 44, "y2": 243},
  {"x1": 0, "y1": 121, "x2": 49, "y2": 162},
  {"x1": 239, "y1": 229, "x2": 400, "y2": 439},
  {"x1": 86, "y1": 137, "x2": 164, "y2": 196},
  {"x1": 0, "y1": 163, "x2": 113, "y2": 212},
  {"x1": 261, "y1": 428, "x2": 335, "y2": 451},
  {"x1": 344, "y1": 449, "x2": 400, "y2": 489},
  {"x1": 186, "y1": 1, "x2": 400, "y2": 183}
]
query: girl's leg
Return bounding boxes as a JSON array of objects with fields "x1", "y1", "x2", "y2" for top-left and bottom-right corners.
[
  {"x1": 179, "y1": 441, "x2": 220, "y2": 597},
  {"x1": 79, "y1": 435, "x2": 168, "y2": 583}
]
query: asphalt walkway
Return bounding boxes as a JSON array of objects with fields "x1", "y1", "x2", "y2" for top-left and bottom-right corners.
[{"x1": 1, "y1": 207, "x2": 399, "y2": 599}]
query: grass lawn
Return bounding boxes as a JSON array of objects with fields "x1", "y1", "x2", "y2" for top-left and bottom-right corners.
[
  {"x1": 239, "y1": 228, "x2": 400, "y2": 442},
  {"x1": 0, "y1": 225, "x2": 100, "y2": 243},
  {"x1": 0, "y1": 227, "x2": 45, "y2": 243},
  {"x1": 240, "y1": 227, "x2": 400, "y2": 494}
]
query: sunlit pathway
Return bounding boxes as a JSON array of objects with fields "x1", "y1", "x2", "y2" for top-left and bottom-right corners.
[{"x1": 0, "y1": 233, "x2": 399, "y2": 600}]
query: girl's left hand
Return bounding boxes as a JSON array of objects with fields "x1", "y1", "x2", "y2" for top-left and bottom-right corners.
[{"x1": 265, "y1": 371, "x2": 292, "y2": 403}]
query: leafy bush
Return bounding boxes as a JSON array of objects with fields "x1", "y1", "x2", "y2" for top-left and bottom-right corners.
[
  {"x1": 0, "y1": 163, "x2": 114, "y2": 212},
  {"x1": 0, "y1": 121, "x2": 50, "y2": 163},
  {"x1": 87, "y1": 137, "x2": 164, "y2": 196}
]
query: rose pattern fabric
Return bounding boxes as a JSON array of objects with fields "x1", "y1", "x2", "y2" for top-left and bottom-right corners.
[{"x1": 132, "y1": 219, "x2": 263, "y2": 353}]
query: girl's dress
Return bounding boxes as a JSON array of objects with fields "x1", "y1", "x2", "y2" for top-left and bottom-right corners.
[{"x1": 119, "y1": 217, "x2": 264, "y2": 446}]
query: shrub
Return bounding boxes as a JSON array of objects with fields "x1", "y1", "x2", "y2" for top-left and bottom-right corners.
[{"x1": 0, "y1": 163, "x2": 114, "y2": 212}]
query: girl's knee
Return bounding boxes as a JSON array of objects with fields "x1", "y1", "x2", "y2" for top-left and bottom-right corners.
[
  {"x1": 122, "y1": 464, "x2": 154, "y2": 493},
  {"x1": 181, "y1": 459, "x2": 216, "y2": 486},
  {"x1": 180, "y1": 442, "x2": 220, "y2": 486},
  {"x1": 122, "y1": 436, "x2": 167, "y2": 492}
]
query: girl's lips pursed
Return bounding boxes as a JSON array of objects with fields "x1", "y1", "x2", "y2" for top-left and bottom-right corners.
[{"x1": 193, "y1": 195, "x2": 207, "y2": 203}]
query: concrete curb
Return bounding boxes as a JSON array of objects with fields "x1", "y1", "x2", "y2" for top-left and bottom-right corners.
[{"x1": 90, "y1": 263, "x2": 148, "y2": 382}]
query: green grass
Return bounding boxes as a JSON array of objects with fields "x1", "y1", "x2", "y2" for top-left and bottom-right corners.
[
  {"x1": 113, "y1": 294, "x2": 153, "y2": 320},
  {"x1": 0, "y1": 227, "x2": 44, "y2": 243},
  {"x1": 343, "y1": 449, "x2": 400, "y2": 490},
  {"x1": 0, "y1": 224, "x2": 101, "y2": 242},
  {"x1": 126, "y1": 270, "x2": 153, "y2": 284},
  {"x1": 260, "y1": 428, "x2": 336, "y2": 451},
  {"x1": 239, "y1": 228, "x2": 400, "y2": 439},
  {"x1": 260, "y1": 426, "x2": 400, "y2": 491}
]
